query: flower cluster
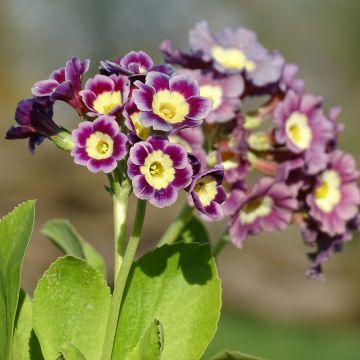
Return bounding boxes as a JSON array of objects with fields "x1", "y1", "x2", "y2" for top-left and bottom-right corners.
[
  {"x1": 6, "y1": 21, "x2": 359, "y2": 277},
  {"x1": 160, "y1": 21, "x2": 359, "y2": 277}
]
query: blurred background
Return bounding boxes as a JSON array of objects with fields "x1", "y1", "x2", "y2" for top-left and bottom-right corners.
[{"x1": 1, "y1": 0, "x2": 360, "y2": 359}]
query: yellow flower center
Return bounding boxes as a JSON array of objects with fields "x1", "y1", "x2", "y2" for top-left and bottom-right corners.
[
  {"x1": 314, "y1": 170, "x2": 341, "y2": 213},
  {"x1": 152, "y1": 90, "x2": 189, "y2": 124},
  {"x1": 86, "y1": 132, "x2": 114, "y2": 160},
  {"x1": 130, "y1": 112, "x2": 150, "y2": 140},
  {"x1": 285, "y1": 112, "x2": 312, "y2": 150},
  {"x1": 140, "y1": 150, "x2": 175, "y2": 189},
  {"x1": 199, "y1": 85, "x2": 223, "y2": 110},
  {"x1": 211, "y1": 45, "x2": 256, "y2": 71},
  {"x1": 93, "y1": 91, "x2": 122, "y2": 114},
  {"x1": 239, "y1": 196, "x2": 273, "y2": 224},
  {"x1": 194, "y1": 175, "x2": 217, "y2": 207}
]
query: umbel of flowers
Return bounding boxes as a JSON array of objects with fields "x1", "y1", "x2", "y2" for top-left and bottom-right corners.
[{"x1": 6, "y1": 22, "x2": 360, "y2": 278}]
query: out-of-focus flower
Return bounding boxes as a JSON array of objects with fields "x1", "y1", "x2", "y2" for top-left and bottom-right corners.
[
  {"x1": 306, "y1": 150, "x2": 360, "y2": 236},
  {"x1": 32, "y1": 57, "x2": 90, "y2": 114},
  {"x1": 128, "y1": 136, "x2": 192, "y2": 207},
  {"x1": 71, "y1": 116, "x2": 127, "y2": 173},
  {"x1": 229, "y1": 178, "x2": 297, "y2": 247},
  {"x1": 274, "y1": 90, "x2": 333, "y2": 174},
  {"x1": 132, "y1": 71, "x2": 212, "y2": 131},
  {"x1": 80, "y1": 74, "x2": 130, "y2": 116},
  {"x1": 301, "y1": 219, "x2": 356, "y2": 279},
  {"x1": 162, "y1": 21, "x2": 284, "y2": 88},
  {"x1": 100, "y1": 50, "x2": 173, "y2": 77},
  {"x1": 6, "y1": 98, "x2": 61, "y2": 152},
  {"x1": 188, "y1": 166, "x2": 226, "y2": 219},
  {"x1": 178, "y1": 70, "x2": 243, "y2": 123}
]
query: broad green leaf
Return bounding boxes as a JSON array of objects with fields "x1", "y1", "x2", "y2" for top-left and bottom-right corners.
[
  {"x1": 0, "y1": 200, "x2": 35, "y2": 360},
  {"x1": 175, "y1": 216, "x2": 210, "y2": 244},
  {"x1": 113, "y1": 243, "x2": 221, "y2": 360},
  {"x1": 210, "y1": 350, "x2": 265, "y2": 360},
  {"x1": 125, "y1": 319, "x2": 163, "y2": 360},
  {"x1": 41, "y1": 219, "x2": 106, "y2": 277},
  {"x1": 11, "y1": 291, "x2": 32, "y2": 360},
  {"x1": 60, "y1": 343, "x2": 87, "y2": 360},
  {"x1": 32, "y1": 256, "x2": 111, "y2": 360}
]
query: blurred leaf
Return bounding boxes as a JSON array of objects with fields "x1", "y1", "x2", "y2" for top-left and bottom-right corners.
[
  {"x1": 41, "y1": 219, "x2": 106, "y2": 277},
  {"x1": 60, "y1": 343, "x2": 87, "y2": 360},
  {"x1": 175, "y1": 216, "x2": 210, "y2": 244},
  {"x1": 33, "y1": 256, "x2": 111, "y2": 360},
  {"x1": 210, "y1": 350, "x2": 265, "y2": 360},
  {"x1": 113, "y1": 243, "x2": 221, "y2": 360},
  {"x1": 0, "y1": 200, "x2": 35, "y2": 360},
  {"x1": 125, "y1": 319, "x2": 163, "y2": 360}
]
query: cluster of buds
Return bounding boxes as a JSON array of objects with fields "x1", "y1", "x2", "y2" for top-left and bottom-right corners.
[{"x1": 6, "y1": 21, "x2": 359, "y2": 278}]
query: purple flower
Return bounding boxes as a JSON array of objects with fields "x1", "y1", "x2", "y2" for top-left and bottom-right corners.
[
  {"x1": 214, "y1": 141, "x2": 248, "y2": 184},
  {"x1": 274, "y1": 90, "x2": 334, "y2": 174},
  {"x1": 169, "y1": 127, "x2": 207, "y2": 171},
  {"x1": 132, "y1": 71, "x2": 212, "y2": 132},
  {"x1": 100, "y1": 50, "x2": 173, "y2": 77},
  {"x1": 6, "y1": 97, "x2": 61, "y2": 152},
  {"x1": 301, "y1": 220, "x2": 355, "y2": 280},
  {"x1": 228, "y1": 178, "x2": 297, "y2": 247},
  {"x1": 32, "y1": 57, "x2": 90, "y2": 114},
  {"x1": 71, "y1": 116, "x2": 127, "y2": 173},
  {"x1": 306, "y1": 150, "x2": 360, "y2": 236},
  {"x1": 162, "y1": 21, "x2": 284, "y2": 88},
  {"x1": 178, "y1": 70, "x2": 244, "y2": 123},
  {"x1": 124, "y1": 100, "x2": 151, "y2": 142},
  {"x1": 128, "y1": 136, "x2": 193, "y2": 207},
  {"x1": 80, "y1": 74, "x2": 130, "y2": 116},
  {"x1": 188, "y1": 166, "x2": 226, "y2": 219}
]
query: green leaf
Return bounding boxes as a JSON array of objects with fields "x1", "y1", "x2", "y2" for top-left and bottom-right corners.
[
  {"x1": 32, "y1": 256, "x2": 111, "y2": 360},
  {"x1": 113, "y1": 243, "x2": 221, "y2": 360},
  {"x1": 210, "y1": 350, "x2": 265, "y2": 360},
  {"x1": 60, "y1": 343, "x2": 87, "y2": 360},
  {"x1": 41, "y1": 219, "x2": 106, "y2": 277},
  {"x1": 11, "y1": 291, "x2": 32, "y2": 360},
  {"x1": 125, "y1": 319, "x2": 163, "y2": 360},
  {"x1": 175, "y1": 216, "x2": 210, "y2": 244},
  {"x1": 0, "y1": 200, "x2": 35, "y2": 360}
]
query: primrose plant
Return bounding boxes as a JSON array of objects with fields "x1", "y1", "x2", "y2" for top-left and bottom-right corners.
[{"x1": 2, "y1": 20, "x2": 359, "y2": 360}]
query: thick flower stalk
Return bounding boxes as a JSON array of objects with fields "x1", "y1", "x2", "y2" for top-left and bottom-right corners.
[{"x1": 5, "y1": 20, "x2": 360, "y2": 283}]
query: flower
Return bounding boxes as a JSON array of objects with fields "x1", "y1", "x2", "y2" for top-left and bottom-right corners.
[
  {"x1": 178, "y1": 70, "x2": 244, "y2": 123},
  {"x1": 169, "y1": 127, "x2": 207, "y2": 171},
  {"x1": 132, "y1": 71, "x2": 212, "y2": 132},
  {"x1": 100, "y1": 50, "x2": 173, "y2": 77},
  {"x1": 188, "y1": 166, "x2": 226, "y2": 219},
  {"x1": 306, "y1": 150, "x2": 360, "y2": 236},
  {"x1": 124, "y1": 100, "x2": 151, "y2": 142},
  {"x1": 80, "y1": 74, "x2": 130, "y2": 116},
  {"x1": 71, "y1": 116, "x2": 127, "y2": 173},
  {"x1": 162, "y1": 21, "x2": 284, "y2": 88},
  {"x1": 228, "y1": 178, "x2": 297, "y2": 247},
  {"x1": 300, "y1": 219, "x2": 357, "y2": 279},
  {"x1": 274, "y1": 90, "x2": 334, "y2": 174},
  {"x1": 31, "y1": 57, "x2": 90, "y2": 114},
  {"x1": 128, "y1": 136, "x2": 193, "y2": 207},
  {"x1": 6, "y1": 97, "x2": 61, "y2": 152}
]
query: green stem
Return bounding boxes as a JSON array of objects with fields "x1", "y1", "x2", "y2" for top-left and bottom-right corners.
[
  {"x1": 212, "y1": 230, "x2": 229, "y2": 257},
  {"x1": 101, "y1": 199, "x2": 147, "y2": 360},
  {"x1": 112, "y1": 177, "x2": 131, "y2": 277},
  {"x1": 157, "y1": 203, "x2": 193, "y2": 247}
]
